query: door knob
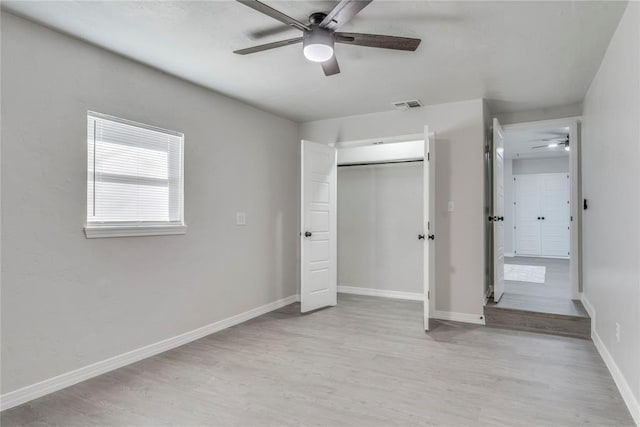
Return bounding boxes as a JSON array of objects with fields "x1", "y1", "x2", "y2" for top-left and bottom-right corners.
[
  {"x1": 537, "y1": 217, "x2": 541, "y2": 220},
  {"x1": 304, "y1": 231, "x2": 312, "y2": 237},
  {"x1": 428, "y1": 234, "x2": 435, "y2": 240},
  {"x1": 498, "y1": 216, "x2": 504, "y2": 221},
  {"x1": 418, "y1": 234, "x2": 425, "y2": 240},
  {"x1": 541, "y1": 217, "x2": 545, "y2": 220}
]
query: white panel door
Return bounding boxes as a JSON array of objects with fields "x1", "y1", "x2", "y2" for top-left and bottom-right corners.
[
  {"x1": 540, "y1": 174, "x2": 570, "y2": 257},
  {"x1": 301, "y1": 140, "x2": 337, "y2": 313},
  {"x1": 514, "y1": 175, "x2": 541, "y2": 256},
  {"x1": 493, "y1": 118, "x2": 505, "y2": 302},
  {"x1": 423, "y1": 128, "x2": 436, "y2": 331}
]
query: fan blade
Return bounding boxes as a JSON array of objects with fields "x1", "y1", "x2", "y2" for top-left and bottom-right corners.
[
  {"x1": 320, "y1": 0, "x2": 373, "y2": 31},
  {"x1": 234, "y1": 37, "x2": 303, "y2": 55},
  {"x1": 236, "y1": 0, "x2": 310, "y2": 32},
  {"x1": 531, "y1": 145, "x2": 548, "y2": 149},
  {"x1": 335, "y1": 32, "x2": 421, "y2": 51},
  {"x1": 248, "y1": 25, "x2": 294, "y2": 40},
  {"x1": 321, "y1": 55, "x2": 341, "y2": 76}
]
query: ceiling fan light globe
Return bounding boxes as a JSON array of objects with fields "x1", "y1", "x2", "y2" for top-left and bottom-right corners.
[
  {"x1": 548, "y1": 143, "x2": 558, "y2": 148},
  {"x1": 303, "y1": 27, "x2": 334, "y2": 63},
  {"x1": 303, "y1": 44, "x2": 334, "y2": 62},
  {"x1": 565, "y1": 146, "x2": 570, "y2": 151}
]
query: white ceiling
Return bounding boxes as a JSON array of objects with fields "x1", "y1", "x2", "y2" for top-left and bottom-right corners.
[
  {"x1": 504, "y1": 125, "x2": 570, "y2": 160},
  {"x1": 2, "y1": 1, "x2": 627, "y2": 122}
]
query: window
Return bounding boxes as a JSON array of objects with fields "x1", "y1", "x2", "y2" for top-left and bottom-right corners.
[{"x1": 85, "y1": 112, "x2": 186, "y2": 238}]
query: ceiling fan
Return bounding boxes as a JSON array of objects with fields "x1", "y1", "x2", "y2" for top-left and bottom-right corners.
[
  {"x1": 532, "y1": 136, "x2": 570, "y2": 151},
  {"x1": 233, "y1": 0, "x2": 422, "y2": 76}
]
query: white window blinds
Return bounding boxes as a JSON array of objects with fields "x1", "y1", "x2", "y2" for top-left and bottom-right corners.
[{"x1": 87, "y1": 112, "x2": 184, "y2": 227}]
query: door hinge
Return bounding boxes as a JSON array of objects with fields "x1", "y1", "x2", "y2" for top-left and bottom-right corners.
[
  {"x1": 428, "y1": 291, "x2": 430, "y2": 300},
  {"x1": 428, "y1": 152, "x2": 430, "y2": 161}
]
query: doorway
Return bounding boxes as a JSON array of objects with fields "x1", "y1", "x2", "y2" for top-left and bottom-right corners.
[
  {"x1": 300, "y1": 131, "x2": 436, "y2": 330},
  {"x1": 487, "y1": 118, "x2": 585, "y2": 324}
]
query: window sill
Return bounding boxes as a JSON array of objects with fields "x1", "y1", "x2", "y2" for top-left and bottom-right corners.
[{"x1": 84, "y1": 224, "x2": 187, "y2": 239}]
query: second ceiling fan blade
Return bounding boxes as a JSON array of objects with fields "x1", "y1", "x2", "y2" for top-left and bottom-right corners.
[
  {"x1": 320, "y1": 0, "x2": 373, "y2": 31},
  {"x1": 233, "y1": 37, "x2": 303, "y2": 55},
  {"x1": 321, "y1": 56, "x2": 341, "y2": 76},
  {"x1": 236, "y1": 0, "x2": 310, "y2": 32},
  {"x1": 336, "y1": 32, "x2": 421, "y2": 51}
]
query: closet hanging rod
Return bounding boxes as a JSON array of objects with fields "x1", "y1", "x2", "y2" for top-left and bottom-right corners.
[{"x1": 337, "y1": 159, "x2": 424, "y2": 168}]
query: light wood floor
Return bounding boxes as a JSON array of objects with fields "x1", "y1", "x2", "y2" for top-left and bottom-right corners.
[
  {"x1": 504, "y1": 256, "x2": 571, "y2": 299},
  {"x1": 1, "y1": 294, "x2": 634, "y2": 426}
]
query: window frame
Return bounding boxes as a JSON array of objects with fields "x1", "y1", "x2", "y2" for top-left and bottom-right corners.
[{"x1": 84, "y1": 111, "x2": 187, "y2": 238}]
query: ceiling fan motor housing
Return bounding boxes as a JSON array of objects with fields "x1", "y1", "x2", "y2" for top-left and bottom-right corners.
[{"x1": 303, "y1": 25, "x2": 335, "y2": 62}]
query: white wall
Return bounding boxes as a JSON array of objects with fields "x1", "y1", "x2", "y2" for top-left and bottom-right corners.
[
  {"x1": 512, "y1": 156, "x2": 569, "y2": 175},
  {"x1": 1, "y1": 12, "x2": 299, "y2": 394},
  {"x1": 496, "y1": 103, "x2": 583, "y2": 125},
  {"x1": 581, "y1": 2, "x2": 640, "y2": 423},
  {"x1": 301, "y1": 99, "x2": 486, "y2": 320},
  {"x1": 337, "y1": 162, "x2": 423, "y2": 294}
]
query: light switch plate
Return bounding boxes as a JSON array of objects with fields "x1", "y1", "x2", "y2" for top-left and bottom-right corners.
[{"x1": 236, "y1": 212, "x2": 246, "y2": 226}]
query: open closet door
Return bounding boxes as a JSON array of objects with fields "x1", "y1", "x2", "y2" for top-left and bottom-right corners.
[
  {"x1": 492, "y1": 118, "x2": 505, "y2": 302},
  {"x1": 300, "y1": 140, "x2": 337, "y2": 313},
  {"x1": 423, "y1": 128, "x2": 436, "y2": 331}
]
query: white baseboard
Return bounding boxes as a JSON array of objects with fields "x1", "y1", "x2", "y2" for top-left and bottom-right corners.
[
  {"x1": 338, "y1": 286, "x2": 423, "y2": 301},
  {"x1": 0, "y1": 294, "x2": 300, "y2": 412},
  {"x1": 582, "y1": 294, "x2": 640, "y2": 425},
  {"x1": 433, "y1": 310, "x2": 486, "y2": 325},
  {"x1": 580, "y1": 293, "x2": 594, "y2": 319},
  {"x1": 504, "y1": 252, "x2": 515, "y2": 258}
]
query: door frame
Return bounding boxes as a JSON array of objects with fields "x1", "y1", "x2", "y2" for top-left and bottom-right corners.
[
  {"x1": 500, "y1": 117, "x2": 582, "y2": 299},
  {"x1": 317, "y1": 132, "x2": 435, "y2": 322}
]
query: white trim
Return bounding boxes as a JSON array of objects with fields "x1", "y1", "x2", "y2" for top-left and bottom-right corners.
[
  {"x1": 582, "y1": 294, "x2": 640, "y2": 425},
  {"x1": 334, "y1": 133, "x2": 425, "y2": 148},
  {"x1": 84, "y1": 224, "x2": 187, "y2": 238},
  {"x1": 87, "y1": 110, "x2": 184, "y2": 138},
  {"x1": 501, "y1": 117, "x2": 581, "y2": 300},
  {"x1": 580, "y1": 293, "x2": 594, "y2": 319},
  {"x1": 433, "y1": 310, "x2": 486, "y2": 325},
  {"x1": 501, "y1": 116, "x2": 582, "y2": 132},
  {"x1": 0, "y1": 294, "x2": 299, "y2": 412},
  {"x1": 504, "y1": 252, "x2": 515, "y2": 258},
  {"x1": 511, "y1": 254, "x2": 570, "y2": 260},
  {"x1": 338, "y1": 286, "x2": 423, "y2": 301}
]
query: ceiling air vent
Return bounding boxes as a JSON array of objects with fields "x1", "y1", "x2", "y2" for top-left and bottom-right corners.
[{"x1": 392, "y1": 99, "x2": 423, "y2": 110}]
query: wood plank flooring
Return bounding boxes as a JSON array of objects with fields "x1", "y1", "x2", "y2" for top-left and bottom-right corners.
[
  {"x1": 1, "y1": 294, "x2": 634, "y2": 426},
  {"x1": 503, "y1": 256, "x2": 572, "y2": 300}
]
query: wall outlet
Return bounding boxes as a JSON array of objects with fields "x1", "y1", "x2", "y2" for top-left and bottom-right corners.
[
  {"x1": 236, "y1": 212, "x2": 246, "y2": 226},
  {"x1": 615, "y1": 322, "x2": 621, "y2": 343}
]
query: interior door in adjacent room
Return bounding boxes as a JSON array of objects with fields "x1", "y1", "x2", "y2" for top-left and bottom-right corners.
[
  {"x1": 514, "y1": 173, "x2": 570, "y2": 258},
  {"x1": 539, "y1": 174, "x2": 570, "y2": 257},
  {"x1": 493, "y1": 118, "x2": 505, "y2": 302},
  {"x1": 300, "y1": 140, "x2": 337, "y2": 313}
]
